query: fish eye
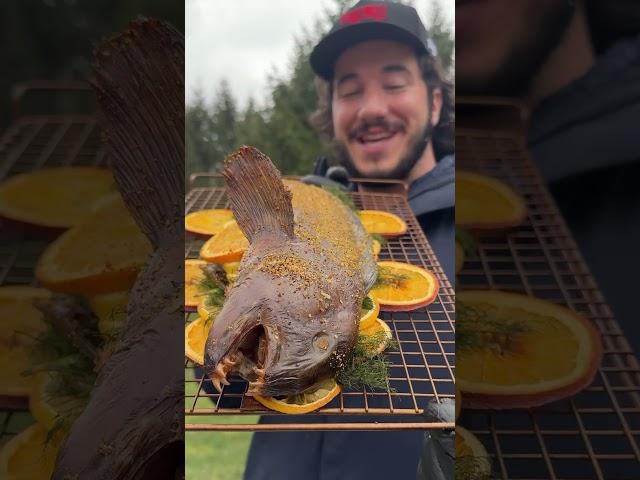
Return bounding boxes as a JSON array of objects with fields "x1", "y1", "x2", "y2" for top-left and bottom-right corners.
[{"x1": 312, "y1": 332, "x2": 331, "y2": 353}]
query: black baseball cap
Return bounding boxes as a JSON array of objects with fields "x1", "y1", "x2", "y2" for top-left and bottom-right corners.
[{"x1": 310, "y1": 1, "x2": 435, "y2": 81}]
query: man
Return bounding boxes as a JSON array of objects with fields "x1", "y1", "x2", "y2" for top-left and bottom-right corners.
[
  {"x1": 243, "y1": 3, "x2": 454, "y2": 480},
  {"x1": 456, "y1": 0, "x2": 640, "y2": 351},
  {"x1": 306, "y1": 0, "x2": 455, "y2": 280}
]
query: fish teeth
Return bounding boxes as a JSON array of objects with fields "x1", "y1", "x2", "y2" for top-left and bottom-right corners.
[
  {"x1": 247, "y1": 381, "x2": 262, "y2": 395},
  {"x1": 223, "y1": 356, "x2": 236, "y2": 367}
]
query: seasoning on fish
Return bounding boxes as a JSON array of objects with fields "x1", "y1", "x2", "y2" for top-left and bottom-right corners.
[{"x1": 204, "y1": 146, "x2": 377, "y2": 397}]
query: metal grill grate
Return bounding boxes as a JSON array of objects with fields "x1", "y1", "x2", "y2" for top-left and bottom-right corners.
[
  {"x1": 185, "y1": 184, "x2": 455, "y2": 431},
  {"x1": 457, "y1": 127, "x2": 640, "y2": 479},
  {"x1": 0, "y1": 115, "x2": 104, "y2": 411}
]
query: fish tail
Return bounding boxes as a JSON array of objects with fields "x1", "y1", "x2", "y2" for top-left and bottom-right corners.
[
  {"x1": 89, "y1": 18, "x2": 184, "y2": 248},
  {"x1": 223, "y1": 147, "x2": 294, "y2": 242}
]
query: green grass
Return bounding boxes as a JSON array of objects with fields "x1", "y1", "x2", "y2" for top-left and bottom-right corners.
[
  {"x1": 185, "y1": 415, "x2": 258, "y2": 480},
  {"x1": 185, "y1": 368, "x2": 258, "y2": 479}
]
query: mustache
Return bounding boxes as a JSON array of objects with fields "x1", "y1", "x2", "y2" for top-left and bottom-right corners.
[{"x1": 347, "y1": 119, "x2": 405, "y2": 141}]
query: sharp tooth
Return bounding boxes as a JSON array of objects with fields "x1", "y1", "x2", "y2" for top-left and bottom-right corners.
[
  {"x1": 221, "y1": 377, "x2": 230, "y2": 386},
  {"x1": 211, "y1": 377, "x2": 222, "y2": 393},
  {"x1": 247, "y1": 381, "x2": 262, "y2": 395},
  {"x1": 215, "y1": 363, "x2": 227, "y2": 378},
  {"x1": 253, "y1": 367, "x2": 266, "y2": 377},
  {"x1": 223, "y1": 356, "x2": 236, "y2": 367}
]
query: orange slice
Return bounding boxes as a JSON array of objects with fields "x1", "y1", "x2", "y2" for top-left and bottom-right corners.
[
  {"x1": 0, "y1": 294, "x2": 48, "y2": 397},
  {"x1": 456, "y1": 172, "x2": 526, "y2": 230},
  {"x1": 196, "y1": 299, "x2": 220, "y2": 323},
  {"x1": 455, "y1": 241, "x2": 465, "y2": 274},
  {"x1": 456, "y1": 426, "x2": 491, "y2": 479},
  {"x1": 88, "y1": 290, "x2": 129, "y2": 335},
  {"x1": 360, "y1": 318, "x2": 393, "y2": 355},
  {"x1": 0, "y1": 286, "x2": 51, "y2": 302},
  {"x1": 199, "y1": 220, "x2": 248, "y2": 263},
  {"x1": 0, "y1": 167, "x2": 115, "y2": 230},
  {"x1": 0, "y1": 423, "x2": 65, "y2": 479},
  {"x1": 185, "y1": 315, "x2": 213, "y2": 365},
  {"x1": 457, "y1": 290, "x2": 602, "y2": 408},
  {"x1": 35, "y1": 192, "x2": 152, "y2": 295},
  {"x1": 371, "y1": 239, "x2": 381, "y2": 259},
  {"x1": 359, "y1": 295, "x2": 380, "y2": 331},
  {"x1": 359, "y1": 210, "x2": 407, "y2": 237},
  {"x1": 370, "y1": 261, "x2": 439, "y2": 311},
  {"x1": 254, "y1": 378, "x2": 341, "y2": 414},
  {"x1": 29, "y1": 373, "x2": 87, "y2": 432},
  {"x1": 222, "y1": 261, "x2": 240, "y2": 284},
  {"x1": 185, "y1": 259, "x2": 207, "y2": 310},
  {"x1": 185, "y1": 209, "x2": 234, "y2": 236}
]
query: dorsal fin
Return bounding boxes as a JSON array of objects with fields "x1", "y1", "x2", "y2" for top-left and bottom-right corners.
[{"x1": 223, "y1": 146, "x2": 294, "y2": 243}]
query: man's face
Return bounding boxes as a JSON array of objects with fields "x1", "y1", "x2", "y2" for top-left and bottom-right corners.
[
  {"x1": 331, "y1": 40, "x2": 438, "y2": 179},
  {"x1": 457, "y1": 0, "x2": 574, "y2": 95}
]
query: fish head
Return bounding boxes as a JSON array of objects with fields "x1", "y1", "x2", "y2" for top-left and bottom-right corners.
[{"x1": 204, "y1": 246, "x2": 360, "y2": 397}]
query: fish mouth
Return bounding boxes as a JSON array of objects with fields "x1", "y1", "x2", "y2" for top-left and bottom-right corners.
[{"x1": 210, "y1": 325, "x2": 269, "y2": 394}]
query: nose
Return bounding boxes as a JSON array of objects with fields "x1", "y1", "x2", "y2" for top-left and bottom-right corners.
[{"x1": 357, "y1": 87, "x2": 388, "y2": 123}]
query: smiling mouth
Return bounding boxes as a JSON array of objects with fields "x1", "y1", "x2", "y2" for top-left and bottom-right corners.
[
  {"x1": 357, "y1": 131, "x2": 397, "y2": 144},
  {"x1": 210, "y1": 325, "x2": 268, "y2": 394}
]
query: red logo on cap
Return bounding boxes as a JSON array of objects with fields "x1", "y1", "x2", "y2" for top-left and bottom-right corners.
[{"x1": 339, "y1": 4, "x2": 388, "y2": 25}]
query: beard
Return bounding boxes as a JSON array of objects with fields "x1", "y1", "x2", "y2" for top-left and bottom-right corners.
[
  {"x1": 457, "y1": 1, "x2": 575, "y2": 97},
  {"x1": 337, "y1": 120, "x2": 435, "y2": 181}
]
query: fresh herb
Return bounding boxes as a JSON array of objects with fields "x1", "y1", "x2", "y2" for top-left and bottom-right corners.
[
  {"x1": 457, "y1": 301, "x2": 531, "y2": 355},
  {"x1": 455, "y1": 456, "x2": 492, "y2": 480},
  {"x1": 362, "y1": 296, "x2": 374, "y2": 311},
  {"x1": 337, "y1": 331, "x2": 398, "y2": 391},
  {"x1": 197, "y1": 264, "x2": 226, "y2": 308},
  {"x1": 322, "y1": 185, "x2": 357, "y2": 212},
  {"x1": 374, "y1": 267, "x2": 410, "y2": 289}
]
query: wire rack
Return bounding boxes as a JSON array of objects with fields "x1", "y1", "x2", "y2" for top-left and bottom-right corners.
[
  {"x1": 0, "y1": 115, "x2": 105, "y2": 410},
  {"x1": 185, "y1": 181, "x2": 455, "y2": 431},
  {"x1": 457, "y1": 127, "x2": 640, "y2": 479}
]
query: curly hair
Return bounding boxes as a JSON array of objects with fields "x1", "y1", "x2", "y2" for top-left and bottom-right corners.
[{"x1": 309, "y1": 52, "x2": 455, "y2": 161}]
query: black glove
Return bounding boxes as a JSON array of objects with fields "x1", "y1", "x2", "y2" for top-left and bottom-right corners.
[{"x1": 416, "y1": 398, "x2": 455, "y2": 480}]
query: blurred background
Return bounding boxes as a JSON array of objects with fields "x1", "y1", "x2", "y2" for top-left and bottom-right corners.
[
  {"x1": 185, "y1": 1, "x2": 452, "y2": 478},
  {"x1": 185, "y1": 0, "x2": 454, "y2": 182}
]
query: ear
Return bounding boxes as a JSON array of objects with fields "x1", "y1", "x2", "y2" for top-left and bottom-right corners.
[{"x1": 430, "y1": 88, "x2": 443, "y2": 126}]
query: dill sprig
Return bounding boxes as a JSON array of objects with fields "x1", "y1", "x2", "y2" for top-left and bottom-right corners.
[
  {"x1": 362, "y1": 296, "x2": 374, "y2": 311},
  {"x1": 197, "y1": 264, "x2": 227, "y2": 308},
  {"x1": 455, "y1": 455, "x2": 492, "y2": 480},
  {"x1": 322, "y1": 185, "x2": 357, "y2": 212},
  {"x1": 457, "y1": 301, "x2": 531, "y2": 354},
  {"x1": 337, "y1": 331, "x2": 398, "y2": 391},
  {"x1": 374, "y1": 267, "x2": 410, "y2": 289}
]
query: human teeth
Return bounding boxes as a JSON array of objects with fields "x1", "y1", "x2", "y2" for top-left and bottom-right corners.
[{"x1": 361, "y1": 132, "x2": 393, "y2": 142}]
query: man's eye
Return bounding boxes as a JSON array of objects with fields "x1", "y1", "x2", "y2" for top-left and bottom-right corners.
[
  {"x1": 339, "y1": 88, "x2": 361, "y2": 98},
  {"x1": 384, "y1": 83, "x2": 406, "y2": 91}
]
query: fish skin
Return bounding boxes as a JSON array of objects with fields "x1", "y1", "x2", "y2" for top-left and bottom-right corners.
[{"x1": 204, "y1": 147, "x2": 377, "y2": 397}]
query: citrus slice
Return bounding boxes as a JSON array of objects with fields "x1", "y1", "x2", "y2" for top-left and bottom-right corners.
[
  {"x1": 35, "y1": 192, "x2": 152, "y2": 295},
  {"x1": 88, "y1": 290, "x2": 129, "y2": 335},
  {"x1": 456, "y1": 426, "x2": 492, "y2": 479},
  {"x1": 253, "y1": 378, "x2": 341, "y2": 414},
  {"x1": 196, "y1": 298, "x2": 221, "y2": 323},
  {"x1": 0, "y1": 286, "x2": 51, "y2": 302},
  {"x1": 455, "y1": 241, "x2": 465, "y2": 274},
  {"x1": 185, "y1": 315, "x2": 214, "y2": 365},
  {"x1": 185, "y1": 259, "x2": 207, "y2": 310},
  {"x1": 359, "y1": 210, "x2": 407, "y2": 237},
  {"x1": 185, "y1": 209, "x2": 234, "y2": 236},
  {"x1": 0, "y1": 295, "x2": 48, "y2": 397},
  {"x1": 360, "y1": 318, "x2": 393, "y2": 355},
  {"x1": 359, "y1": 295, "x2": 380, "y2": 331},
  {"x1": 223, "y1": 261, "x2": 240, "y2": 284},
  {"x1": 371, "y1": 239, "x2": 382, "y2": 259},
  {"x1": 457, "y1": 290, "x2": 602, "y2": 408},
  {"x1": 0, "y1": 167, "x2": 115, "y2": 229},
  {"x1": 0, "y1": 423, "x2": 65, "y2": 479},
  {"x1": 456, "y1": 172, "x2": 526, "y2": 230},
  {"x1": 370, "y1": 261, "x2": 439, "y2": 311},
  {"x1": 199, "y1": 220, "x2": 248, "y2": 263},
  {"x1": 29, "y1": 373, "x2": 88, "y2": 432}
]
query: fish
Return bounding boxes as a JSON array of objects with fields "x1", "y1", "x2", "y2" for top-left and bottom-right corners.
[
  {"x1": 52, "y1": 18, "x2": 185, "y2": 479},
  {"x1": 204, "y1": 147, "x2": 377, "y2": 397}
]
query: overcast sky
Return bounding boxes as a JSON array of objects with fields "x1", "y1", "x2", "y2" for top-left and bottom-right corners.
[{"x1": 186, "y1": 0, "x2": 453, "y2": 108}]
